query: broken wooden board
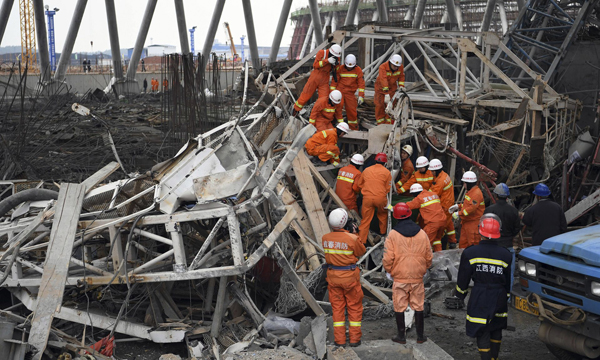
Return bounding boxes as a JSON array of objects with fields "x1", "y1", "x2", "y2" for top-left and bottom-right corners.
[
  {"x1": 412, "y1": 110, "x2": 468, "y2": 126},
  {"x1": 29, "y1": 183, "x2": 86, "y2": 360},
  {"x1": 311, "y1": 314, "x2": 328, "y2": 360},
  {"x1": 565, "y1": 187, "x2": 600, "y2": 224},
  {"x1": 360, "y1": 277, "x2": 391, "y2": 305},
  {"x1": 80, "y1": 161, "x2": 120, "y2": 193}
]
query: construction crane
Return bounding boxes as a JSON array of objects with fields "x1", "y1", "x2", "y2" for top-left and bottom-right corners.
[
  {"x1": 223, "y1": 22, "x2": 238, "y2": 61},
  {"x1": 19, "y1": 0, "x2": 37, "y2": 69}
]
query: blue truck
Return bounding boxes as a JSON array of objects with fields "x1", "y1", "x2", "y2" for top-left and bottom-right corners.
[{"x1": 517, "y1": 225, "x2": 600, "y2": 359}]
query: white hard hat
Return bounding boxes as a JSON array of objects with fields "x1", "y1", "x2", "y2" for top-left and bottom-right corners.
[
  {"x1": 401, "y1": 145, "x2": 413, "y2": 156},
  {"x1": 329, "y1": 208, "x2": 348, "y2": 230},
  {"x1": 410, "y1": 183, "x2": 424, "y2": 193},
  {"x1": 329, "y1": 44, "x2": 342, "y2": 57},
  {"x1": 461, "y1": 171, "x2": 477, "y2": 183},
  {"x1": 344, "y1": 54, "x2": 356, "y2": 68},
  {"x1": 329, "y1": 89, "x2": 343, "y2": 104},
  {"x1": 351, "y1": 154, "x2": 364, "y2": 165},
  {"x1": 336, "y1": 122, "x2": 350, "y2": 133},
  {"x1": 416, "y1": 156, "x2": 429, "y2": 169},
  {"x1": 429, "y1": 159, "x2": 442, "y2": 171},
  {"x1": 390, "y1": 54, "x2": 402, "y2": 67}
]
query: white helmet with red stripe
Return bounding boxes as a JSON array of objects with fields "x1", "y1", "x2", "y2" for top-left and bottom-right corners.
[
  {"x1": 351, "y1": 154, "x2": 364, "y2": 165},
  {"x1": 429, "y1": 159, "x2": 442, "y2": 171},
  {"x1": 390, "y1": 54, "x2": 402, "y2": 67},
  {"x1": 329, "y1": 208, "x2": 348, "y2": 230},
  {"x1": 410, "y1": 183, "x2": 424, "y2": 193},
  {"x1": 336, "y1": 122, "x2": 350, "y2": 133},
  {"x1": 461, "y1": 171, "x2": 477, "y2": 183},
  {"x1": 345, "y1": 54, "x2": 356, "y2": 68},
  {"x1": 329, "y1": 89, "x2": 343, "y2": 104},
  {"x1": 416, "y1": 156, "x2": 429, "y2": 169},
  {"x1": 329, "y1": 44, "x2": 342, "y2": 57}
]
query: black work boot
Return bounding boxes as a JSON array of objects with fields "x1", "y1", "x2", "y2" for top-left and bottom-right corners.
[
  {"x1": 392, "y1": 312, "x2": 406, "y2": 344},
  {"x1": 415, "y1": 311, "x2": 428, "y2": 343}
]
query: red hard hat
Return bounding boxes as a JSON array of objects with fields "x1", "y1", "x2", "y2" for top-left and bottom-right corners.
[
  {"x1": 375, "y1": 153, "x2": 388, "y2": 163},
  {"x1": 478, "y1": 216, "x2": 501, "y2": 239},
  {"x1": 393, "y1": 203, "x2": 412, "y2": 219}
]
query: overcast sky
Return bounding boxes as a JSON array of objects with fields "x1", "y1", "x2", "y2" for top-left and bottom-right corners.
[{"x1": 2, "y1": 0, "x2": 312, "y2": 53}]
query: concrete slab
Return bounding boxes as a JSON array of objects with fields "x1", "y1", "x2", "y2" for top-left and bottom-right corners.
[{"x1": 351, "y1": 339, "x2": 454, "y2": 360}]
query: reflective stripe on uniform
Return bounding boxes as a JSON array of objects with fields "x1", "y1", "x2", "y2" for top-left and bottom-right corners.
[
  {"x1": 348, "y1": 120, "x2": 358, "y2": 124},
  {"x1": 333, "y1": 161, "x2": 339, "y2": 166},
  {"x1": 469, "y1": 258, "x2": 509, "y2": 268},
  {"x1": 340, "y1": 74, "x2": 358, "y2": 77},
  {"x1": 466, "y1": 315, "x2": 487, "y2": 324},
  {"x1": 337, "y1": 118, "x2": 344, "y2": 123},
  {"x1": 417, "y1": 177, "x2": 434, "y2": 182},
  {"x1": 443, "y1": 182, "x2": 453, "y2": 191},
  {"x1": 327, "y1": 151, "x2": 339, "y2": 159},
  {"x1": 421, "y1": 199, "x2": 441, "y2": 208},
  {"x1": 382, "y1": 87, "x2": 389, "y2": 91},
  {"x1": 309, "y1": 118, "x2": 316, "y2": 123},
  {"x1": 490, "y1": 339, "x2": 502, "y2": 344},
  {"x1": 349, "y1": 321, "x2": 361, "y2": 327},
  {"x1": 330, "y1": 86, "x2": 336, "y2": 90},
  {"x1": 446, "y1": 230, "x2": 456, "y2": 235},
  {"x1": 333, "y1": 321, "x2": 345, "y2": 327},
  {"x1": 463, "y1": 209, "x2": 469, "y2": 216},
  {"x1": 324, "y1": 249, "x2": 354, "y2": 255},
  {"x1": 376, "y1": 118, "x2": 386, "y2": 124},
  {"x1": 480, "y1": 202, "x2": 485, "y2": 205},
  {"x1": 392, "y1": 71, "x2": 402, "y2": 76},
  {"x1": 495, "y1": 313, "x2": 508, "y2": 317},
  {"x1": 322, "y1": 130, "x2": 328, "y2": 137},
  {"x1": 386, "y1": 72, "x2": 392, "y2": 76},
  {"x1": 432, "y1": 240, "x2": 442, "y2": 246},
  {"x1": 337, "y1": 176, "x2": 355, "y2": 183},
  {"x1": 465, "y1": 195, "x2": 471, "y2": 201},
  {"x1": 478, "y1": 348, "x2": 490, "y2": 352},
  {"x1": 358, "y1": 88, "x2": 364, "y2": 92},
  {"x1": 295, "y1": 101, "x2": 303, "y2": 108},
  {"x1": 398, "y1": 81, "x2": 405, "y2": 86},
  {"x1": 396, "y1": 181, "x2": 403, "y2": 186},
  {"x1": 319, "y1": 60, "x2": 324, "y2": 67},
  {"x1": 455, "y1": 285, "x2": 467, "y2": 294},
  {"x1": 399, "y1": 187, "x2": 407, "y2": 193},
  {"x1": 324, "y1": 108, "x2": 335, "y2": 112}
]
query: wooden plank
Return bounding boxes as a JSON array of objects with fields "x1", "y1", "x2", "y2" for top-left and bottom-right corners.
[
  {"x1": 507, "y1": 148, "x2": 527, "y2": 183},
  {"x1": 565, "y1": 187, "x2": 600, "y2": 224},
  {"x1": 29, "y1": 183, "x2": 86, "y2": 360},
  {"x1": 80, "y1": 161, "x2": 120, "y2": 193},
  {"x1": 360, "y1": 277, "x2": 391, "y2": 304},
  {"x1": 412, "y1": 109, "x2": 468, "y2": 126}
]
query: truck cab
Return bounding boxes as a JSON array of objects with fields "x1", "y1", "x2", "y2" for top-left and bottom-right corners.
[{"x1": 518, "y1": 225, "x2": 600, "y2": 359}]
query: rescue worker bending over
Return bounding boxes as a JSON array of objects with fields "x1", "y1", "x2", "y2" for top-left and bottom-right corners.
[
  {"x1": 395, "y1": 145, "x2": 414, "y2": 191},
  {"x1": 294, "y1": 44, "x2": 342, "y2": 114},
  {"x1": 374, "y1": 54, "x2": 405, "y2": 125},
  {"x1": 449, "y1": 171, "x2": 485, "y2": 248},
  {"x1": 308, "y1": 89, "x2": 345, "y2": 131},
  {"x1": 323, "y1": 208, "x2": 366, "y2": 347},
  {"x1": 355, "y1": 153, "x2": 392, "y2": 243},
  {"x1": 330, "y1": 54, "x2": 365, "y2": 130},
  {"x1": 383, "y1": 203, "x2": 432, "y2": 344},
  {"x1": 522, "y1": 183, "x2": 567, "y2": 246},
  {"x1": 397, "y1": 156, "x2": 433, "y2": 194},
  {"x1": 335, "y1": 154, "x2": 364, "y2": 212},
  {"x1": 305, "y1": 122, "x2": 350, "y2": 167},
  {"x1": 406, "y1": 183, "x2": 447, "y2": 252},
  {"x1": 454, "y1": 214, "x2": 511, "y2": 360},
  {"x1": 429, "y1": 159, "x2": 457, "y2": 249}
]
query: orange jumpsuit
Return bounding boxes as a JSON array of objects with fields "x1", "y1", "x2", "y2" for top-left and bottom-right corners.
[
  {"x1": 294, "y1": 49, "x2": 336, "y2": 112},
  {"x1": 396, "y1": 170, "x2": 434, "y2": 194},
  {"x1": 308, "y1": 96, "x2": 344, "y2": 131},
  {"x1": 163, "y1": 79, "x2": 168, "y2": 91},
  {"x1": 430, "y1": 171, "x2": 457, "y2": 245},
  {"x1": 335, "y1": 165, "x2": 362, "y2": 211},
  {"x1": 374, "y1": 62, "x2": 405, "y2": 125},
  {"x1": 407, "y1": 192, "x2": 447, "y2": 251},
  {"x1": 395, "y1": 158, "x2": 415, "y2": 191},
  {"x1": 330, "y1": 65, "x2": 365, "y2": 130},
  {"x1": 323, "y1": 229, "x2": 366, "y2": 345},
  {"x1": 305, "y1": 129, "x2": 340, "y2": 166},
  {"x1": 355, "y1": 164, "x2": 391, "y2": 243},
  {"x1": 458, "y1": 186, "x2": 485, "y2": 248}
]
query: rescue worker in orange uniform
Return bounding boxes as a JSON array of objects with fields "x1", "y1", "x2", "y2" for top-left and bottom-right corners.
[
  {"x1": 335, "y1": 154, "x2": 364, "y2": 212},
  {"x1": 308, "y1": 90, "x2": 345, "y2": 131},
  {"x1": 305, "y1": 122, "x2": 349, "y2": 166},
  {"x1": 323, "y1": 208, "x2": 366, "y2": 347},
  {"x1": 406, "y1": 183, "x2": 447, "y2": 252},
  {"x1": 293, "y1": 44, "x2": 342, "y2": 114},
  {"x1": 355, "y1": 153, "x2": 392, "y2": 243},
  {"x1": 429, "y1": 159, "x2": 457, "y2": 249},
  {"x1": 374, "y1": 54, "x2": 405, "y2": 125},
  {"x1": 330, "y1": 54, "x2": 365, "y2": 130},
  {"x1": 449, "y1": 171, "x2": 485, "y2": 248},
  {"x1": 384, "y1": 203, "x2": 432, "y2": 344},
  {"x1": 163, "y1": 78, "x2": 168, "y2": 91},
  {"x1": 395, "y1": 145, "x2": 414, "y2": 191},
  {"x1": 396, "y1": 156, "x2": 434, "y2": 194}
]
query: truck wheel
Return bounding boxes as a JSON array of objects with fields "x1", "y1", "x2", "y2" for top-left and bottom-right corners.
[{"x1": 545, "y1": 344, "x2": 600, "y2": 360}]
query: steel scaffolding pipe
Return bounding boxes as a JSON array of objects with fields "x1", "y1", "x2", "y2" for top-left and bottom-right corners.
[
  {"x1": 0, "y1": 0, "x2": 14, "y2": 46},
  {"x1": 201, "y1": 0, "x2": 226, "y2": 70},
  {"x1": 174, "y1": 0, "x2": 190, "y2": 54},
  {"x1": 54, "y1": 0, "x2": 87, "y2": 82},
  {"x1": 308, "y1": 0, "x2": 323, "y2": 44},
  {"x1": 497, "y1": 0, "x2": 509, "y2": 34},
  {"x1": 242, "y1": 0, "x2": 261, "y2": 76},
  {"x1": 480, "y1": 0, "x2": 497, "y2": 34},
  {"x1": 444, "y1": 0, "x2": 460, "y2": 28},
  {"x1": 455, "y1": 0, "x2": 464, "y2": 30},
  {"x1": 126, "y1": 0, "x2": 157, "y2": 80},
  {"x1": 105, "y1": 0, "x2": 123, "y2": 79},
  {"x1": 413, "y1": 0, "x2": 427, "y2": 29},
  {"x1": 376, "y1": 0, "x2": 389, "y2": 22},
  {"x1": 268, "y1": 0, "x2": 293, "y2": 66},
  {"x1": 32, "y1": 0, "x2": 50, "y2": 82},
  {"x1": 345, "y1": 0, "x2": 360, "y2": 26},
  {"x1": 299, "y1": 20, "x2": 314, "y2": 58},
  {"x1": 405, "y1": 4, "x2": 415, "y2": 21}
]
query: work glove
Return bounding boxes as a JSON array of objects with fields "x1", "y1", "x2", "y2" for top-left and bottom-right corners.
[
  {"x1": 327, "y1": 57, "x2": 337, "y2": 65},
  {"x1": 386, "y1": 273, "x2": 393, "y2": 281},
  {"x1": 448, "y1": 204, "x2": 459, "y2": 213},
  {"x1": 449, "y1": 243, "x2": 457, "y2": 249},
  {"x1": 452, "y1": 211, "x2": 459, "y2": 220},
  {"x1": 384, "y1": 94, "x2": 391, "y2": 103},
  {"x1": 357, "y1": 96, "x2": 364, "y2": 106}
]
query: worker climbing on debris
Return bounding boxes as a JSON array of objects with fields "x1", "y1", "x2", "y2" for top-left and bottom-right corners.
[
  {"x1": 335, "y1": 154, "x2": 364, "y2": 212},
  {"x1": 395, "y1": 145, "x2": 414, "y2": 191},
  {"x1": 396, "y1": 156, "x2": 433, "y2": 194},
  {"x1": 308, "y1": 90, "x2": 345, "y2": 131},
  {"x1": 522, "y1": 183, "x2": 567, "y2": 246},
  {"x1": 305, "y1": 122, "x2": 349, "y2": 166},
  {"x1": 406, "y1": 183, "x2": 447, "y2": 252},
  {"x1": 323, "y1": 208, "x2": 366, "y2": 347},
  {"x1": 293, "y1": 43, "x2": 342, "y2": 114},
  {"x1": 429, "y1": 159, "x2": 457, "y2": 249},
  {"x1": 355, "y1": 153, "x2": 392, "y2": 243},
  {"x1": 484, "y1": 183, "x2": 521, "y2": 291},
  {"x1": 454, "y1": 213, "x2": 512, "y2": 360},
  {"x1": 374, "y1": 54, "x2": 405, "y2": 125},
  {"x1": 384, "y1": 202, "x2": 432, "y2": 344},
  {"x1": 330, "y1": 54, "x2": 365, "y2": 130},
  {"x1": 449, "y1": 171, "x2": 485, "y2": 248}
]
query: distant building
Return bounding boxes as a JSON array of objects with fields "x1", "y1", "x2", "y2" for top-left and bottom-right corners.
[
  {"x1": 147, "y1": 44, "x2": 177, "y2": 57},
  {"x1": 210, "y1": 40, "x2": 288, "y2": 61}
]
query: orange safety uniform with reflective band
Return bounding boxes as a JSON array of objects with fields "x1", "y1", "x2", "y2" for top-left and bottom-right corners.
[
  {"x1": 458, "y1": 186, "x2": 485, "y2": 248},
  {"x1": 374, "y1": 62, "x2": 405, "y2": 125},
  {"x1": 396, "y1": 169, "x2": 434, "y2": 194},
  {"x1": 430, "y1": 171, "x2": 457, "y2": 245},
  {"x1": 335, "y1": 165, "x2": 362, "y2": 212},
  {"x1": 396, "y1": 158, "x2": 415, "y2": 190},
  {"x1": 308, "y1": 96, "x2": 344, "y2": 131},
  {"x1": 304, "y1": 129, "x2": 340, "y2": 165},
  {"x1": 322, "y1": 230, "x2": 366, "y2": 345},
  {"x1": 406, "y1": 192, "x2": 447, "y2": 251},
  {"x1": 294, "y1": 49, "x2": 335, "y2": 112},
  {"x1": 331, "y1": 65, "x2": 365, "y2": 130},
  {"x1": 355, "y1": 164, "x2": 392, "y2": 243}
]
